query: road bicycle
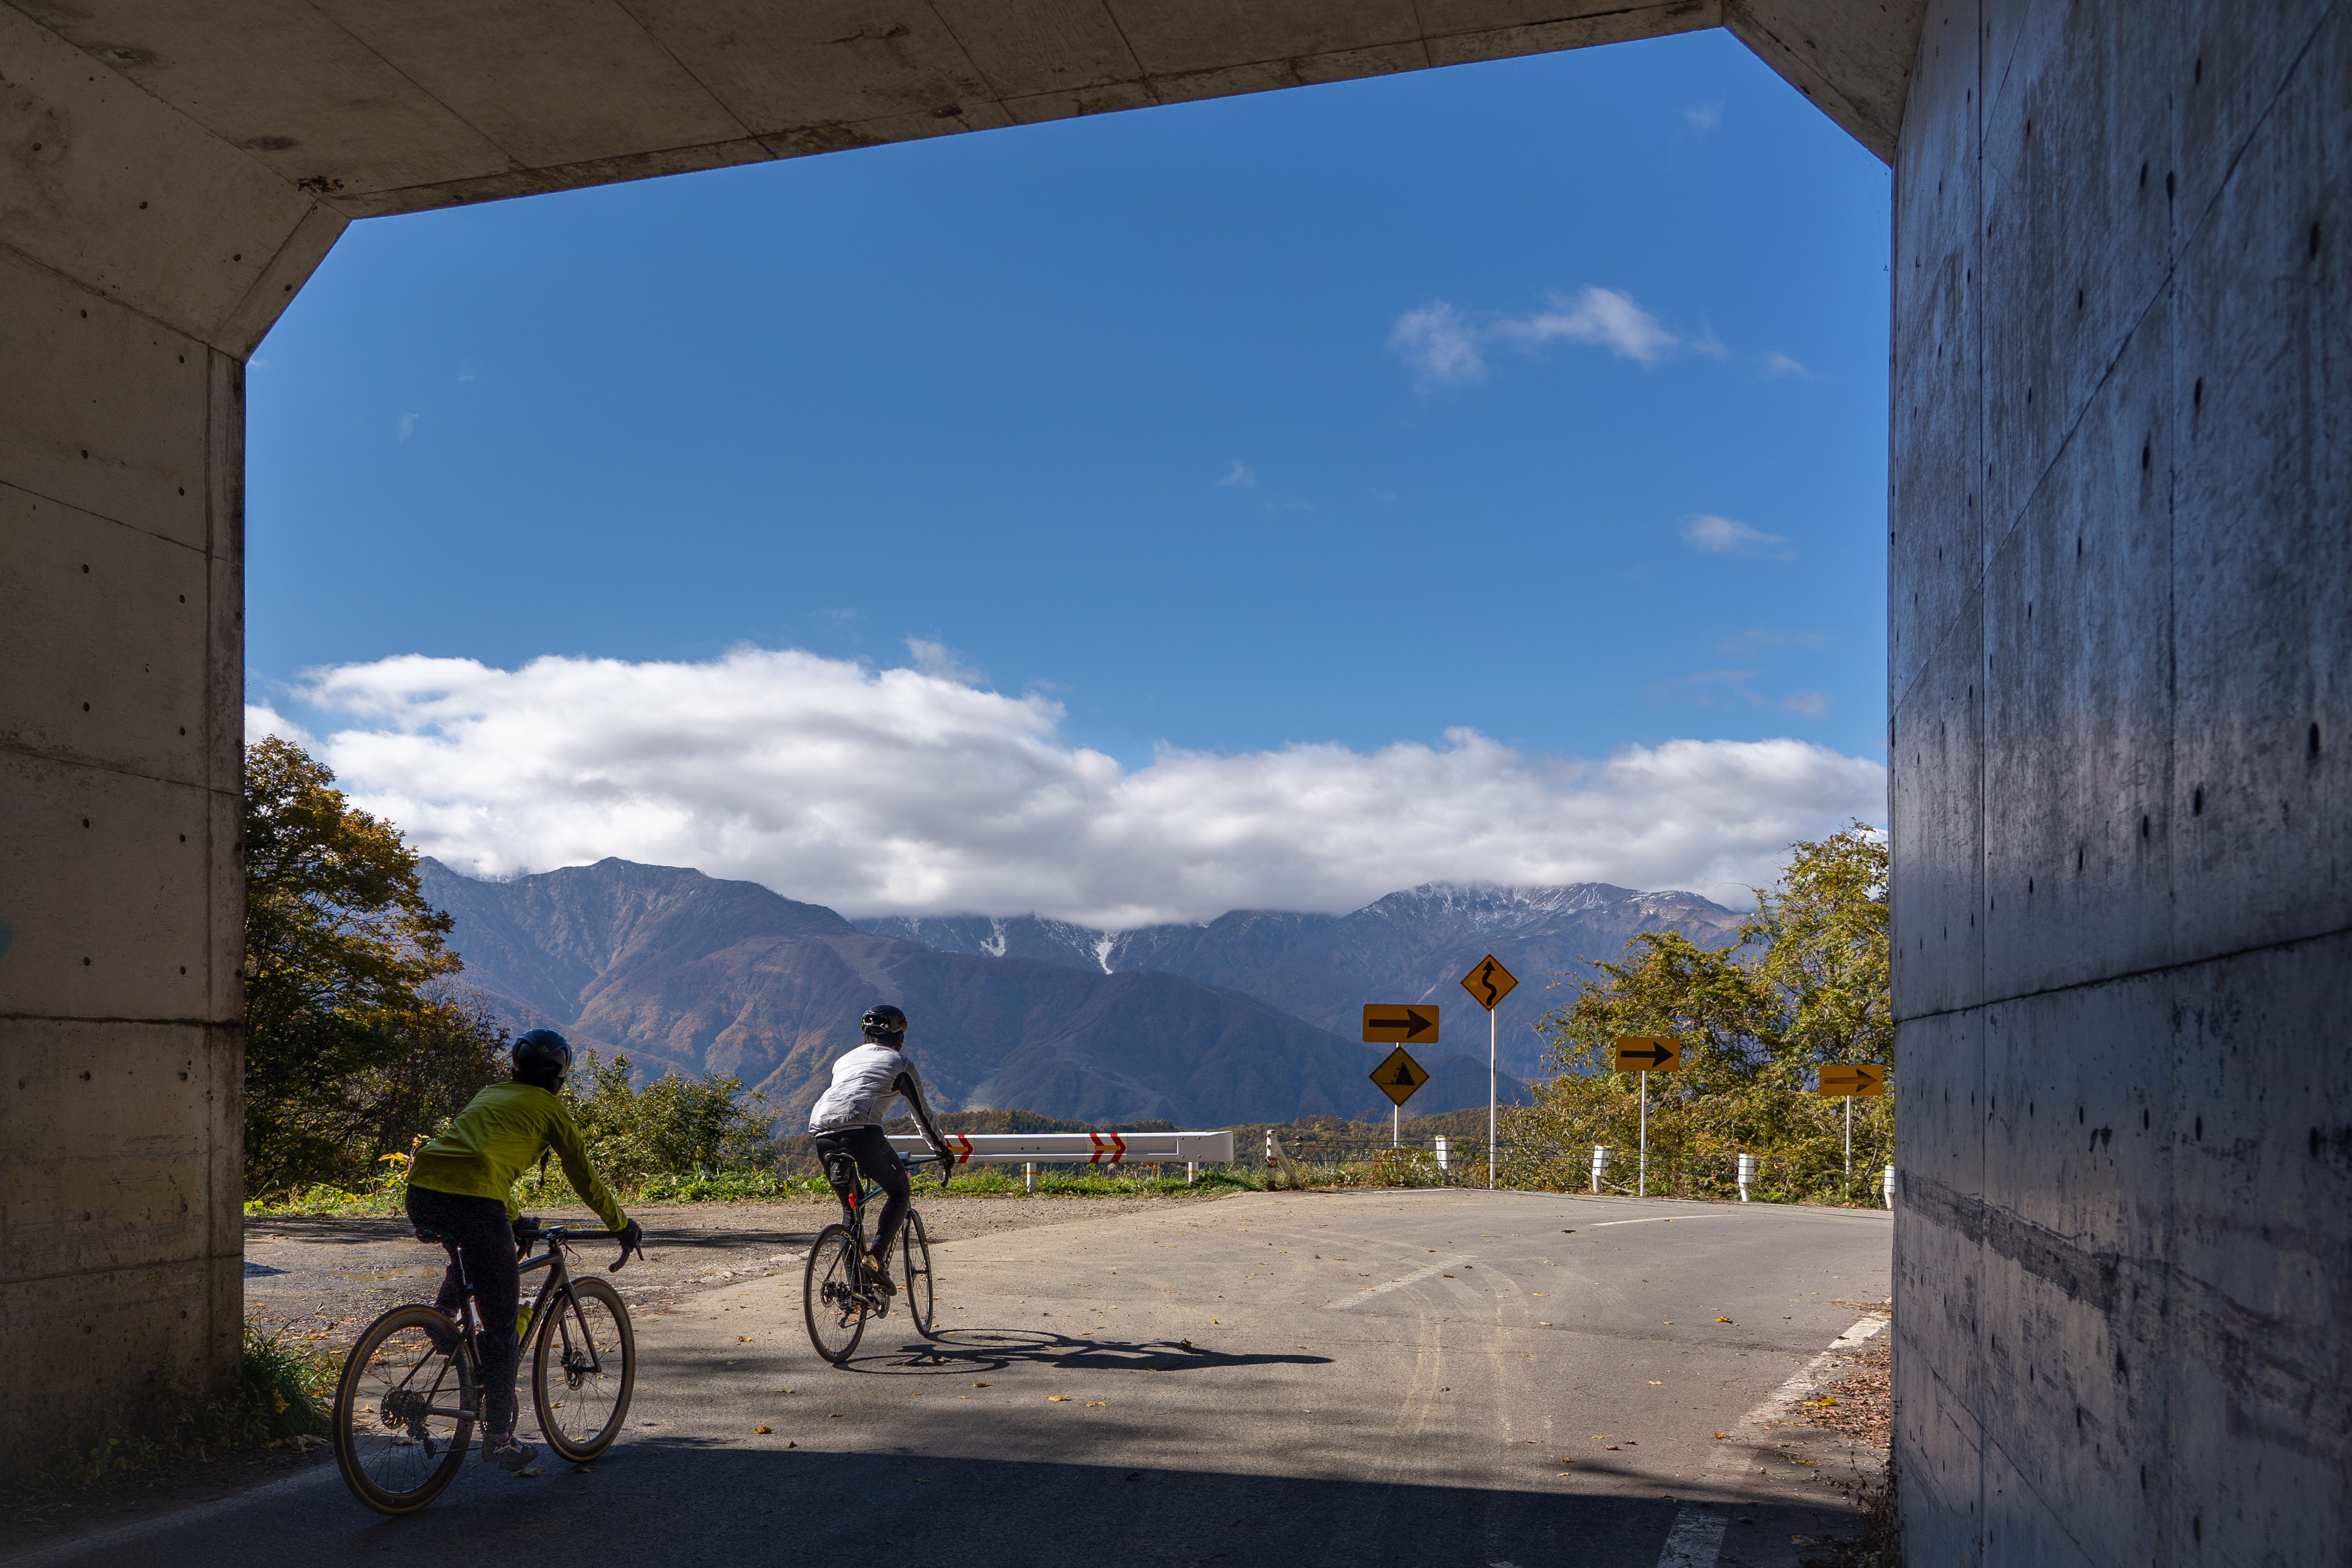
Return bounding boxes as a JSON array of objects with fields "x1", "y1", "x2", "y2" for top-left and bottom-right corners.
[
  {"x1": 330, "y1": 1219, "x2": 640, "y2": 1514},
  {"x1": 803, "y1": 1151, "x2": 943, "y2": 1363}
]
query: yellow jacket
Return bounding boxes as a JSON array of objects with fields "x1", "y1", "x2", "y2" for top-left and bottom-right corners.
[{"x1": 407, "y1": 1082, "x2": 627, "y2": 1230}]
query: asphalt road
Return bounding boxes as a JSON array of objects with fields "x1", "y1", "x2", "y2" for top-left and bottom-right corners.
[{"x1": 10, "y1": 1190, "x2": 1890, "y2": 1568}]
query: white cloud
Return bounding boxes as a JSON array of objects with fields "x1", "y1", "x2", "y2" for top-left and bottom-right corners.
[
  {"x1": 1219, "y1": 459, "x2": 1258, "y2": 488},
  {"x1": 1780, "y1": 690, "x2": 1831, "y2": 718},
  {"x1": 1391, "y1": 287, "x2": 1687, "y2": 383},
  {"x1": 244, "y1": 702, "x2": 316, "y2": 748},
  {"x1": 1492, "y1": 287, "x2": 1679, "y2": 368},
  {"x1": 1762, "y1": 351, "x2": 1816, "y2": 380},
  {"x1": 903, "y1": 637, "x2": 986, "y2": 687},
  {"x1": 1681, "y1": 103, "x2": 1724, "y2": 139},
  {"x1": 288, "y1": 646, "x2": 1885, "y2": 926},
  {"x1": 398, "y1": 412, "x2": 419, "y2": 442},
  {"x1": 1388, "y1": 301, "x2": 1487, "y2": 385},
  {"x1": 1680, "y1": 513, "x2": 1794, "y2": 558}
]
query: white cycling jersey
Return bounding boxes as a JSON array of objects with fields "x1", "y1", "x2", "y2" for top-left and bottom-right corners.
[{"x1": 808, "y1": 1041, "x2": 937, "y2": 1135}]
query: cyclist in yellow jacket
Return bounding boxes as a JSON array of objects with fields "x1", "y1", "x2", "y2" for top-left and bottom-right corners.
[{"x1": 406, "y1": 1029, "x2": 642, "y2": 1473}]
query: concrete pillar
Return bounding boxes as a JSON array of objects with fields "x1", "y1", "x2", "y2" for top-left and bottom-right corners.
[
  {"x1": 0, "y1": 7, "x2": 341, "y2": 1473},
  {"x1": 1889, "y1": 2, "x2": 2350, "y2": 1560}
]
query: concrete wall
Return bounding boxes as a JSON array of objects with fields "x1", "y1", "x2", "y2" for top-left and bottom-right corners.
[
  {"x1": 1888, "y1": 0, "x2": 2350, "y2": 1559},
  {"x1": 0, "y1": 10, "x2": 343, "y2": 1471}
]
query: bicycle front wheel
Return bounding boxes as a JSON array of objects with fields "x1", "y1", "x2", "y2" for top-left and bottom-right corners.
[
  {"x1": 333, "y1": 1306, "x2": 474, "y2": 1515},
  {"x1": 803, "y1": 1223, "x2": 868, "y2": 1364},
  {"x1": 901, "y1": 1209, "x2": 937, "y2": 1338},
  {"x1": 532, "y1": 1276, "x2": 636, "y2": 1461}
]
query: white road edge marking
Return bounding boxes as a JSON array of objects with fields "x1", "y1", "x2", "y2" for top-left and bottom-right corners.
[
  {"x1": 1654, "y1": 1313, "x2": 1890, "y2": 1568},
  {"x1": 1593, "y1": 1215, "x2": 1724, "y2": 1227},
  {"x1": 1322, "y1": 1254, "x2": 1475, "y2": 1308}
]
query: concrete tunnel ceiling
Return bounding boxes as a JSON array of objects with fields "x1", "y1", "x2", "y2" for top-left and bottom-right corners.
[{"x1": 7, "y1": 0, "x2": 1923, "y2": 361}]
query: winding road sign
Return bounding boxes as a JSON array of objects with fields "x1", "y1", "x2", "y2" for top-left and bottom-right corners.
[
  {"x1": 1362, "y1": 1004, "x2": 1440, "y2": 1044},
  {"x1": 1459, "y1": 954, "x2": 1519, "y2": 1011},
  {"x1": 1370, "y1": 1046, "x2": 1430, "y2": 1108},
  {"x1": 1613, "y1": 1036, "x2": 1681, "y2": 1072},
  {"x1": 1818, "y1": 1064, "x2": 1884, "y2": 1096}
]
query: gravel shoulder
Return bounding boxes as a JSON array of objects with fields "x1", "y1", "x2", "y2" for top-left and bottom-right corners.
[{"x1": 243, "y1": 1191, "x2": 1241, "y2": 1351}]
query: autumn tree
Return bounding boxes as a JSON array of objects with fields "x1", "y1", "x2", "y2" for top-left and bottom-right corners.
[
  {"x1": 242, "y1": 737, "x2": 505, "y2": 1195},
  {"x1": 1502, "y1": 823, "x2": 1892, "y2": 1203}
]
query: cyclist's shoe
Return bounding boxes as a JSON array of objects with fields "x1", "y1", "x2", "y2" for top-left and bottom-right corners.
[
  {"x1": 862, "y1": 1256, "x2": 897, "y2": 1297},
  {"x1": 482, "y1": 1428, "x2": 538, "y2": 1473}
]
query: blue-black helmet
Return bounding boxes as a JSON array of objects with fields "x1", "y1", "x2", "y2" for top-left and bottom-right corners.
[
  {"x1": 513, "y1": 1029, "x2": 574, "y2": 1085},
  {"x1": 861, "y1": 1004, "x2": 907, "y2": 1040}
]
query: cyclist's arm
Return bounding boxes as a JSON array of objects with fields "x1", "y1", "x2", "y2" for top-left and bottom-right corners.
[
  {"x1": 544, "y1": 1101, "x2": 629, "y2": 1233},
  {"x1": 892, "y1": 1067, "x2": 954, "y2": 1165}
]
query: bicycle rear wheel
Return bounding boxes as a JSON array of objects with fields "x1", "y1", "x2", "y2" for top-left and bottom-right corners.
[
  {"x1": 532, "y1": 1276, "x2": 636, "y2": 1461},
  {"x1": 803, "y1": 1223, "x2": 869, "y2": 1364},
  {"x1": 901, "y1": 1209, "x2": 937, "y2": 1338},
  {"x1": 333, "y1": 1306, "x2": 474, "y2": 1515}
]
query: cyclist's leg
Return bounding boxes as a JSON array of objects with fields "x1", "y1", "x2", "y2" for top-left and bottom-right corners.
[
  {"x1": 412, "y1": 1188, "x2": 528, "y2": 1464},
  {"x1": 812, "y1": 1133, "x2": 859, "y2": 1210},
  {"x1": 403, "y1": 1185, "x2": 468, "y2": 1325},
  {"x1": 843, "y1": 1126, "x2": 912, "y2": 1266}
]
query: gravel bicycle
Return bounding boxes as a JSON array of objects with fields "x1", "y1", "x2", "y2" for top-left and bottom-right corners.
[
  {"x1": 331, "y1": 1218, "x2": 641, "y2": 1514},
  {"x1": 803, "y1": 1151, "x2": 942, "y2": 1363}
]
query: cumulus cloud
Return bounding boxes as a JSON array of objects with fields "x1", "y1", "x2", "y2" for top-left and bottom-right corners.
[
  {"x1": 279, "y1": 647, "x2": 1885, "y2": 926},
  {"x1": 1761, "y1": 351, "x2": 1816, "y2": 380},
  {"x1": 1219, "y1": 459, "x2": 1258, "y2": 488},
  {"x1": 1681, "y1": 513, "x2": 1794, "y2": 558},
  {"x1": 244, "y1": 702, "x2": 315, "y2": 748},
  {"x1": 1391, "y1": 287, "x2": 1688, "y2": 384}
]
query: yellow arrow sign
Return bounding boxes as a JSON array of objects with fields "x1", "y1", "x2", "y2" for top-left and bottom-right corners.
[
  {"x1": 1369, "y1": 1046, "x2": 1430, "y2": 1108},
  {"x1": 1818, "y1": 1064, "x2": 1884, "y2": 1097},
  {"x1": 1459, "y1": 953, "x2": 1520, "y2": 1011},
  {"x1": 1362, "y1": 1003, "x2": 1440, "y2": 1044},
  {"x1": 1613, "y1": 1036, "x2": 1681, "y2": 1072}
]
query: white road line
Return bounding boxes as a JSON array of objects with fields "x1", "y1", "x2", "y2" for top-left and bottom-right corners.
[
  {"x1": 1655, "y1": 1313, "x2": 1891, "y2": 1568},
  {"x1": 1322, "y1": 1254, "x2": 1476, "y2": 1309},
  {"x1": 1593, "y1": 1215, "x2": 1724, "y2": 1227},
  {"x1": 1655, "y1": 1505, "x2": 1728, "y2": 1566}
]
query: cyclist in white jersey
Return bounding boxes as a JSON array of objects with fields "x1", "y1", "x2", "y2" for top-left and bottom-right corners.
[{"x1": 808, "y1": 1004, "x2": 955, "y2": 1293}]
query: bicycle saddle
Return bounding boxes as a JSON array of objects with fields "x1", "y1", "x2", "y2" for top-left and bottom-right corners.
[{"x1": 413, "y1": 1225, "x2": 452, "y2": 1245}]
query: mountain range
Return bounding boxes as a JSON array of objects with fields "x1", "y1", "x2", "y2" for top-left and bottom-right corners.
[
  {"x1": 856, "y1": 882, "x2": 1745, "y2": 1081},
  {"x1": 416, "y1": 859, "x2": 1543, "y2": 1131}
]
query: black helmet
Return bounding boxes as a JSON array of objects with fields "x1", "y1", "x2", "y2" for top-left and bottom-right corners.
[
  {"x1": 514, "y1": 1029, "x2": 574, "y2": 1086},
  {"x1": 861, "y1": 1004, "x2": 908, "y2": 1039}
]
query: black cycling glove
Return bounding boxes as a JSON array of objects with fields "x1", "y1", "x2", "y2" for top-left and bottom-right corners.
[{"x1": 611, "y1": 1217, "x2": 644, "y2": 1270}]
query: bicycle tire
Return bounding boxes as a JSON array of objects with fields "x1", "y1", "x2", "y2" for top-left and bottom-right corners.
[
  {"x1": 803, "y1": 1223, "x2": 868, "y2": 1364},
  {"x1": 532, "y1": 1275, "x2": 636, "y2": 1461},
  {"x1": 901, "y1": 1208, "x2": 938, "y2": 1338},
  {"x1": 332, "y1": 1305, "x2": 474, "y2": 1515}
]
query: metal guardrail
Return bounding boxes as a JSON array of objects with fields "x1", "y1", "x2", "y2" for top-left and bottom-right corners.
[{"x1": 884, "y1": 1131, "x2": 1236, "y2": 1164}]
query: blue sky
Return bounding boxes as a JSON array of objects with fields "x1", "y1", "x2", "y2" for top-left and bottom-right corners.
[{"x1": 245, "y1": 29, "x2": 1891, "y2": 922}]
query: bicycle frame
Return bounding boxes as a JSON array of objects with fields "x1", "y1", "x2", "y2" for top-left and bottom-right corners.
[{"x1": 425, "y1": 1222, "x2": 619, "y2": 1419}]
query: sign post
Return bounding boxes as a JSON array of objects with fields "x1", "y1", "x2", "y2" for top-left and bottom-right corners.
[
  {"x1": 1368, "y1": 1045, "x2": 1429, "y2": 1148},
  {"x1": 1816, "y1": 1063, "x2": 1885, "y2": 1187},
  {"x1": 1459, "y1": 955, "x2": 1520, "y2": 1190},
  {"x1": 1611, "y1": 1037, "x2": 1682, "y2": 1197}
]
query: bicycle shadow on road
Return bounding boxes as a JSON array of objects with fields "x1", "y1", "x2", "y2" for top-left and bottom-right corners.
[{"x1": 833, "y1": 1326, "x2": 1331, "y2": 1377}]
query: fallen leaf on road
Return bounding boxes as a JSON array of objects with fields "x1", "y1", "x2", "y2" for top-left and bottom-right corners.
[
  {"x1": 973, "y1": 1381, "x2": 990, "y2": 1387},
  {"x1": 738, "y1": 1336, "x2": 751, "y2": 1343},
  {"x1": 1650, "y1": 1381, "x2": 1662, "y2": 1385},
  {"x1": 1561, "y1": 1230, "x2": 1575, "y2": 1235},
  {"x1": 786, "y1": 1440, "x2": 795, "y2": 1448},
  {"x1": 1718, "y1": 1317, "x2": 1732, "y2": 1323},
  {"x1": 1048, "y1": 1395, "x2": 1070, "y2": 1403},
  {"x1": 1714, "y1": 1432, "x2": 1729, "y2": 1439},
  {"x1": 1605, "y1": 1444, "x2": 1619, "y2": 1450},
  {"x1": 755, "y1": 1425, "x2": 771, "y2": 1434},
  {"x1": 828, "y1": 1413, "x2": 842, "y2": 1419},
  {"x1": 1085, "y1": 1401, "x2": 1106, "y2": 1407}
]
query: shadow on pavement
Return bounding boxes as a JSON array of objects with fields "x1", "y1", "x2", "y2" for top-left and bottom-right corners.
[{"x1": 840, "y1": 1326, "x2": 1332, "y2": 1376}]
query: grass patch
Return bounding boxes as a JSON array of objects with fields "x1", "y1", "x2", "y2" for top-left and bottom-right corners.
[{"x1": 17, "y1": 1322, "x2": 337, "y2": 1492}]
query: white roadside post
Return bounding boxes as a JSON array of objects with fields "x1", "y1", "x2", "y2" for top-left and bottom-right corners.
[
  {"x1": 1434, "y1": 1136, "x2": 1450, "y2": 1175},
  {"x1": 1457, "y1": 955, "x2": 1520, "y2": 1193},
  {"x1": 1736, "y1": 1152, "x2": 1759, "y2": 1202},
  {"x1": 1186, "y1": 1161, "x2": 1198, "y2": 1187},
  {"x1": 1883, "y1": 1164, "x2": 1896, "y2": 1208},
  {"x1": 1589, "y1": 1145, "x2": 1608, "y2": 1194},
  {"x1": 1023, "y1": 1161, "x2": 1035, "y2": 1195},
  {"x1": 1638, "y1": 1072, "x2": 1648, "y2": 1198}
]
